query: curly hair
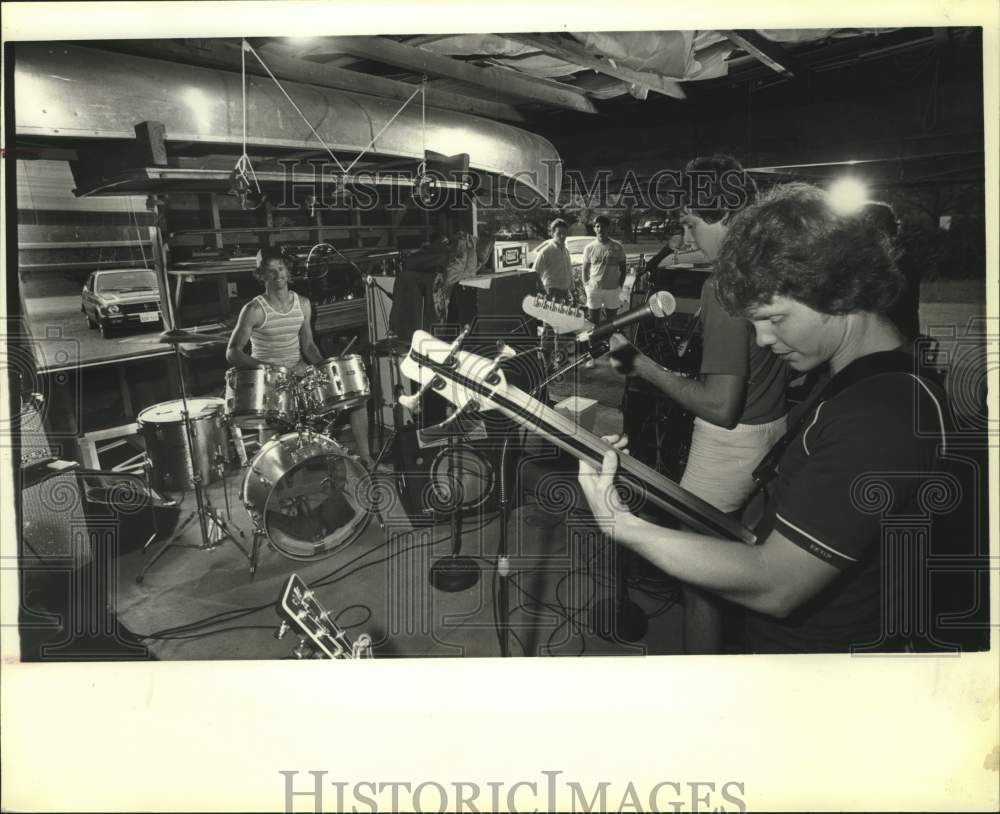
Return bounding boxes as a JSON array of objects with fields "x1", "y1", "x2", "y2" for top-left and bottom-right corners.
[{"x1": 715, "y1": 183, "x2": 904, "y2": 316}]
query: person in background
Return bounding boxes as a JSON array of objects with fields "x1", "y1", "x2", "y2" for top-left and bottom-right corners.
[
  {"x1": 532, "y1": 218, "x2": 573, "y2": 302},
  {"x1": 531, "y1": 218, "x2": 574, "y2": 364},
  {"x1": 390, "y1": 233, "x2": 450, "y2": 343},
  {"x1": 581, "y1": 215, "x2": 628, "y2": 368}
]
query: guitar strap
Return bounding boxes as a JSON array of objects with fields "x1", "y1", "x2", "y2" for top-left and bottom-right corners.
[{"x1": 750, "y1": 348, "x2": 930, "y2": 494}]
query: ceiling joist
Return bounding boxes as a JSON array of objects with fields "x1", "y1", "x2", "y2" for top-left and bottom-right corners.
[
  {"x1": 300, "y1": 35, "x2": 598, "y2": 115},
  {"x1": 720, "y1": 30, "x2": 805, "y2": 79},
  {"x1": 505, "y1": 33, "x2": 686, "y2": 100}
]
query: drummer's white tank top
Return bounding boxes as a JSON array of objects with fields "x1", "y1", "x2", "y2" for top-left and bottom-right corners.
[{"x1": 250, "y1": 294, "x2": 304, "y2": 368}]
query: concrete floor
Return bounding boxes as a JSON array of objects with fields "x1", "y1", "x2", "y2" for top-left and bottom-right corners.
[
  {"x1": 41, "y1": 299, "x2": 990, "y2": 661},
  {"x1": 111, "y1": 361, "x2": 687, "y2": 661}
]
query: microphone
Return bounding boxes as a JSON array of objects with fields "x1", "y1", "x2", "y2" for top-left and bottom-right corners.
[{"x1": 576, "y1": 291, "x2": 676, "y2": 343}]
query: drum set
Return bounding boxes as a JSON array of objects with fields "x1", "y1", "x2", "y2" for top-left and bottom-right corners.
[{"x1": 136, "y1": 328, "x2": 376, "y2": 580}]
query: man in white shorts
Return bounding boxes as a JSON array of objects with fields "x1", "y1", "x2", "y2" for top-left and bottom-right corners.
[
  {"x1": 608, "y1": 155, "x2": 788, "y2": 654},
  {"x1": 582, "y1": 215, "x2": 628, "y2": 368}
]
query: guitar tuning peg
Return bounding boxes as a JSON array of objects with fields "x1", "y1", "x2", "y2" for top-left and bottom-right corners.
[
  {"x1": 275, "y1": 620, "x2": 290, "y2": 640},
  {"x1": 495, "y1": 342, "x2": 517, "y2": 360},
  {"x1": 399, "y1": 374, "x2": 442, "y2": 410}
]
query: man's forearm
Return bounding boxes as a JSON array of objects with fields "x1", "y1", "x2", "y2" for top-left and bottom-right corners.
[
  {"x1": 227, "y1": 346, "x2": 267, "y2": 369},
  {"x1": 612, "y1": 513, "x2": 781, "y2": 614},
  {"x1": 302, "y1": 343, "x2": 324, "y2": 364},
  {"x1": 633, "y1": 354, "x2": 735, "y2": 426}
]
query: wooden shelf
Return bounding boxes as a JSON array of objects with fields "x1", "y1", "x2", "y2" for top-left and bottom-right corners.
[{"x1": 169, "y1": 224, "x2": 429, "y2": 237}]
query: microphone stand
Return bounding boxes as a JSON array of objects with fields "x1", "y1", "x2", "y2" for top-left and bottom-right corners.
[
  {"x1": 492, "y1": 335, "x2": 652, "y2": 652},
  {"x1": 364, "y1": 275, "x2": 395, "y2": 302}
]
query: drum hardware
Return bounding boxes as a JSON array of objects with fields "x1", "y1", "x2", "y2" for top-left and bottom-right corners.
[{"x1": 136, "y1": 344, "x2": 258, "y2": 584}]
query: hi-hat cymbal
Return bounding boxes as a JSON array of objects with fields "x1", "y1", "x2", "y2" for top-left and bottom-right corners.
[{"x1": 158, "y1": 329, "x2": 230, "y2": 345}]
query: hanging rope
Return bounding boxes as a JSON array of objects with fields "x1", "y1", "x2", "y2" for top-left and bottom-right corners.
[
  {"x1": 412, "y1": 77, "x2": 437, "y2": 205},
  {"x1": 243, "y1": 40, "x2": 430, "y2": 183},
  {"x1": 343, "y1": 83, "x2": 423, "y2": 177},
  {"x1": 243, "y1": 39, "x2": 348, "y2": 174},
  {"x1": 230, "y1": 40, "x2": 265, "y2": 211}
]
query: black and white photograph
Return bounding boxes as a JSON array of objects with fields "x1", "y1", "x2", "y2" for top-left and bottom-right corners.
[{"x1": 2, "y1": 1, "x2": 997, "y2": 810}]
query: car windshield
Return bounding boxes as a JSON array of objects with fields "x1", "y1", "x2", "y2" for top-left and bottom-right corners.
[
  {"x1": 95, "y1": 270, "x2": 158, "y2": 293},
  {"x1": 565, "y1": 237, "x2": 595, "y2": 254}
]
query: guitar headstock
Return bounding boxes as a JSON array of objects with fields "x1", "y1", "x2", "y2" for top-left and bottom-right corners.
[
  {"x1": 278, "y1": 573, "x2": 353, "y2": 659},
  {"x1": 399, "y1": 331, "x2": 507, "y2": 415},
  {"x1": 521, "y1": 294, "x2": 593, "y2": 335}
]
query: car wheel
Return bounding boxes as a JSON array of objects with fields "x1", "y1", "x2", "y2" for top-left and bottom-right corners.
[
  {"x1": 100, "y1": 320, "x2": 114, "y2": 339},
  {"x1": 86, "y1": 312, "x2": 96, "y2": 329}
]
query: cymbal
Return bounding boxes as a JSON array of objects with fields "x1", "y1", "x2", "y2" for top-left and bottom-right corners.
[
  {"x1": 372, "y1": 337, "x2": 410, "y2": 356},
  {"x1": 158, "y1": 329, "x2": 230, "y2": 345}
]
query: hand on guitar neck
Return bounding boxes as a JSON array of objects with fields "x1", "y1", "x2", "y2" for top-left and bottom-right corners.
[
  {"x1": 398, "y1": 330, "x2": 754, "y2": 544},
  {"x1": 578, "y1": 434, "x2": 632, "y2": 536}
]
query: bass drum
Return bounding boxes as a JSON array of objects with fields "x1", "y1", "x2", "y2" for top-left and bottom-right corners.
[
  {"x1": 241, "y1": 431, "x2": 370, "y2": 560},
  {"x1": 138, "y1": 397, "x2": 232, "y2": 492}
]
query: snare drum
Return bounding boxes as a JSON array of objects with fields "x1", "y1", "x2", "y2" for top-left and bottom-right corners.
[
  {"x1": 225, "y1": 366, "x2": 296, "y2": 429},
  {"x1": 242, "y1": 431, "x2": 369, "y2": 560},
  {"x1": 298, "y1": 355, "x2": 370, "y2": 417},
  {"x1": 137, "y1": 397, "x2": 232, "y2": 491}
]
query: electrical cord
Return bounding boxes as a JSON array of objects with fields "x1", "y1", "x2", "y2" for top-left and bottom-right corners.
[{"x1": 136, "y1": 513, "x2": 496, "y2": 642}]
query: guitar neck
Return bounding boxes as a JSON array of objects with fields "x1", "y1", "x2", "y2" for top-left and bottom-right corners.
[{"x1": 410, "y1": 349, "x2": 755, "y2": 544}]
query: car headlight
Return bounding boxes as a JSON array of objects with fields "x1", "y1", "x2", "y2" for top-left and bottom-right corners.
[{"x1": 106, "y1": 304, "x2": 120, "y2": 314}]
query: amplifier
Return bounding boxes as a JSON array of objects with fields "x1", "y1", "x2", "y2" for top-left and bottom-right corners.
[
  {"x1": 391, "y1": 423, "x2": 519, "y2": 521},
  {"x1": 455, "y1": 269, "x2": 539, "y2": 338}
]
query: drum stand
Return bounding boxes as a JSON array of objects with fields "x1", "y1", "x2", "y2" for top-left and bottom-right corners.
[{"x1": 136, "y1": 345, "x2": 258, "y2": 583}]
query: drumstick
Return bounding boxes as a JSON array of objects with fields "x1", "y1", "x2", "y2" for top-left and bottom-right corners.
[{"x1": 341, "y1": 336, "x2": 358, "y2": 356}]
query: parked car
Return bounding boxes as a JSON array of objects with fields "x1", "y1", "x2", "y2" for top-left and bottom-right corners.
[
  {"x1": 81, "y1": 268, "x2": 162, "y2": 338},
  {"x1": 639, "y1": 217, "x2": 665, "y2": 235}
]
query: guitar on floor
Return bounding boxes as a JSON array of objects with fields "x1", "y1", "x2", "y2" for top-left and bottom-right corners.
[
  {"x1": 399, "y1": 331, "x2": 755, "y2": 545},
  {"x1": 277, "y1": 573, "x2": 373, "y2": 659}
]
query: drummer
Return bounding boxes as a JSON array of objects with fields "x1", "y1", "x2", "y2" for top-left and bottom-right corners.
[{"x1": 227, "y1": 248, "x2": 384, "y2": 472}]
